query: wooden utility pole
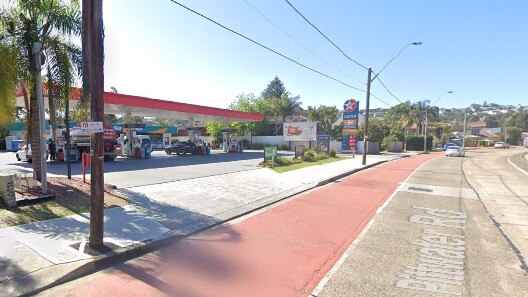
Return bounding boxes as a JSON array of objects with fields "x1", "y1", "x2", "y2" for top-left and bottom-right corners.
[
  {"x1": 84, "y1": 0, "x2": 105, "y2": 248},
  {"x1": 362, "y1": 68, "x2": 372, "y2": 165}
]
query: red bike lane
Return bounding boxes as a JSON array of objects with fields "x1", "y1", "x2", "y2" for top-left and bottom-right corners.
[{"x1": 56, "y1": 153, "x2": 439, "y2": 297}]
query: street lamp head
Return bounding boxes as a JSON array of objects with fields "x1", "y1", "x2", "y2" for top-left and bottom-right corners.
[
  {"x1": 447, "y1": 91, "x2": 454, "y2": 94},
  {"x1": 412, "y1": 42, "x2": 423, "y2": 46}
]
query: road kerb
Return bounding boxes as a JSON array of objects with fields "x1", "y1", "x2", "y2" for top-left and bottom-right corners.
[{"x1": 507, "y1": 152, "x2": 528, "y2": 176}]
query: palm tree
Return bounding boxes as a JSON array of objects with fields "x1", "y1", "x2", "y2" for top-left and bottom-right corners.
[
  {"x1": 0, "y1": 42, "x2": 19, "y2": 124},
  {"x1": 0, "y1": 0, "x2": 81, "y2": 181},
  {"x1": 45, "y1": 34, "x2": 82, "y2": 141}
]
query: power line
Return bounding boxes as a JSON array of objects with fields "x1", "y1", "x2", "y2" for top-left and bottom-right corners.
[
  {"x1": 166, "y1": 0, "x2": 365, "y2": 92},
  {"x1": 283, "y1": 0, "x2": 368, "y2": 71},
  {"x1": 241, "y1": 0, "x2": 356, "y2": 82},
  {"x1": 375, "y1": 77, "x2": 403, "y2": 104},
  {"x1": 369, "y1": 92, "x2": 392, "y2": 108}
]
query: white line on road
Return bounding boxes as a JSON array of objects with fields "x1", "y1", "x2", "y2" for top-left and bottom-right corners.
[
  {"x1": 76, "y1": 238, "x2": 86, "y2": 260},
  {"x1": 310, "y1": 155, "x2": 440, "y2": 296},
  {"x1": 309, "y1": 219, "x2": 376, "y2": 297},
  {"x1": 377, "y1": 157, "x2": 438, "y2": 214}
]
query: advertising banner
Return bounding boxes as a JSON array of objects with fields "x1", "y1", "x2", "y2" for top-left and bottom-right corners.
[
  {"x1": 317, "y1": 135, "x2": 331, "y2": 154},
  {"x1": 341, "y1": 99, "x2": 360, "y2": 151},
  {"x1": 283, "y1": 122, "x2": 317, "y2": 141}
]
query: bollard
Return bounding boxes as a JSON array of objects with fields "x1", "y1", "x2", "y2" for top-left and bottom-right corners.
[{"x1": 82, "y1": 153, "x2": 91, "y2": 183}]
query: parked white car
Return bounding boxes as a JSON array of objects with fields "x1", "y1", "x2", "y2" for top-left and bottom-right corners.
[
  {"x1": 15, "y1": 144, "x2": 48, "y2": 163},
  {"x1": 494, "y1": 142, "x2": 510, "y2": 149},
  {"x1": 445, "y1": 146, "x2": 464, "y2": 157}
]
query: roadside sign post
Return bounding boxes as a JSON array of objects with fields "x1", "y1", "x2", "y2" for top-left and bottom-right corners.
[
  {"x1": 264, "y1": 146, "x2": 278, "y2": 168},
  {"x1": 80, "y1": 121, "x2": 104, "y2": 133}
]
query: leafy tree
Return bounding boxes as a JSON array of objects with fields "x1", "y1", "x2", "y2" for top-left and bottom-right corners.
[
  {"x1": 1, "y1": 0, "x2": 81, "y2": 181},
  {"x1": 330, "y1": 122, "x2": 343, "y2": 141},
  {"x1": 229, "y1": 93, "x2": 273, "y2": 136},
  {"x1": 260, "y1": 77, "x2": 302, "y2": 123},
  {"x1": 154, "y1": 117, "x2": 175, "y2": 127},
  {"x1": 260, "y1": 76, "x2": 286, "y2": 99},
  {"x1": 204, "y1": 121, "x2": 224, "y2": 142},
  {"x1": 506, "y1": 127, "x2": 522, "y2": 144},
  {"x1": 104, "y1": 114, "x2": 119, "y2": 124},
  {"x1": 307, "y1": 105, "x2": 339, "y2": 135},
  {"x1": 360, "y1": 118, "x2": 388, "y2": 142},
  {"x1": 385, "y1": 100, "x2": 439, "y2": 135}
]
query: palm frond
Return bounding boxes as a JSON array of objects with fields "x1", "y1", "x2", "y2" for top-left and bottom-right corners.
[{"x1": 0, "y1": 42, "x2": 19, "y2": 124}]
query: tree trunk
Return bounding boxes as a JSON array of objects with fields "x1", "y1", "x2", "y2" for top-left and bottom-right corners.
[
  {"x1": 30, "y1": 83, "x2": 42, "y2": 181},
  {"x1": 21, "y1": 82, "x2": 30, "y2": 143},
  {"x1": 47, "y1": 69, "x2": 57, "y2": 142}
]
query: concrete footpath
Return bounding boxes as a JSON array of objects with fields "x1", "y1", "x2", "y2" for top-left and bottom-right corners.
[{"x1": 0, "y1": 153, "x2": 403, "y2": 296}]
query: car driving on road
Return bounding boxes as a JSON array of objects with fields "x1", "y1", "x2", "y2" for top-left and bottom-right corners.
[
  {"x1": 443, "y1": 142, "x2": 459, "y2": 150},
  {"x1": 445, "y1": 145, "x2": 465, "y2": 157}
]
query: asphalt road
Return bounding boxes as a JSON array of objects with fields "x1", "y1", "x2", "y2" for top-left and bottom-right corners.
[
  {"x1": 0, "y1": 150, "x2": 292, "y2": 188},
  {"x1": 318, "y1": 147, "x2": 528, "y2": 297}
]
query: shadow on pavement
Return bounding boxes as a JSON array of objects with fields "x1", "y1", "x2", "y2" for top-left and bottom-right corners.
[
  {"x1": 0, "y1": 258, "x2": 37, "y2": 296},
  {"x1": 110, "y1": 225, "x2": 245, "y2": 297},
  {"x1": 118, "y1": 189, "x2": 221, "y2": 231}
]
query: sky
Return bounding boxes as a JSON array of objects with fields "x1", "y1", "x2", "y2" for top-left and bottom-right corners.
[{"x1": 2, "y1": 0, "x2": 528, "y2": 110}]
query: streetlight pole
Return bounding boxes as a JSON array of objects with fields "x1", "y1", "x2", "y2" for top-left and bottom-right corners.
[
  {"x1": 361, "y1": 42, "x2": 422, "y2": 165},
  {"x1": 462, "y1": 111, "x2": 467, "y2": 150},
  {"x1": 424, "y1": 91, "x2": 453, "y2": 152}
]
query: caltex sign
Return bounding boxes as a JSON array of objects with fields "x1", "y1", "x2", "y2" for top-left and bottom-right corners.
[{"x1": 341, "y1": 99, "x2": 360, "y2": 152}]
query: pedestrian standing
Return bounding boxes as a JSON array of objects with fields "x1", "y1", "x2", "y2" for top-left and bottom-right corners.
[{"x1": 48, "y1": 140, "x2": 56, "y2": 161}]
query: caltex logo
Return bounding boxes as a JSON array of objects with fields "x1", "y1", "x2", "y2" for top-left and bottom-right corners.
[{"x1": 344, "y1": 99, "x2": 357, "y2": 112}]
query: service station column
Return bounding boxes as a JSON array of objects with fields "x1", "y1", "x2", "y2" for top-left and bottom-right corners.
[{"x1": 124, "y1": 110, "x2": 133, "y2": 157}]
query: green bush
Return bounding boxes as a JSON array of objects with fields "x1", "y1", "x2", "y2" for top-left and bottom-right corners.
[
  {"x1": 315, "y1": 153, "x2": 329, "y2": 161},
  {"x1": 279, "y1": 144, "x2": 290, "y2": 151},
  {"x1": 251, "y1": 143, "x2": 265, "y2": 150},
  {"x1": 240, "y1": 139, "x2": 250, "y2": 148},
  {"x1": 381, "y1": 135, "x2": 400, "y2": 151},
  {"x1": 329, "y1": 148, "x2": 337, "y2": 158},
  {"x1": 260, "y1": 157, "x2": 301, "y2": 168},
  {"x1": 302, "y1": 149, "x2": 316, "y2": 162},
  {"x1": 405, "y1": 135, "x2": 433, "y2": 151}
]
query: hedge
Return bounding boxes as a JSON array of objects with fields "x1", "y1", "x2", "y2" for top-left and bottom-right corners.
[{"x1": 405, "y1": 134, "x2": 433, "y2": 151}]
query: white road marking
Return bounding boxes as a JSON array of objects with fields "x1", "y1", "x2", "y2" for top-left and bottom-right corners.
[
  {"x1": 76, "y1": 238, "x2": 86, "y2": 260},
  {"x1": 311, "y1": 156, "x2": 440, "y2": 296},
  {"x1": 309, "y1": 219, "x2": 376, "y2": 297}
]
